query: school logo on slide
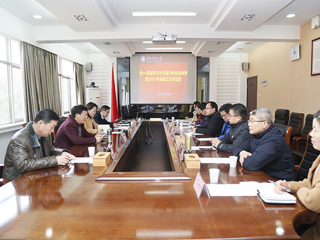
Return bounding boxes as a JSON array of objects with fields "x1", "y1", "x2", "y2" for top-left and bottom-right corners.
[{"x1": 141, "y1": 56, "x2": 146, "y2": 62}]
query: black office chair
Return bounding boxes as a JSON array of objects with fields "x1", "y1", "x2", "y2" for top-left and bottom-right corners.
[
  {"x1": 274, "y1": 109, "x2": 289, "y2": 125},
  {"x1": 273, "y1": 123, "x2": 292, "y2": 146},
  {"x1": 295, "y1": 131, "x2": 320, "y2": 181},
  {"x1": 288, "y1": 112, "x2": 304, "y2": 138},
  {"x1": 292, "y1": 114, "x2": 314, "y2": 164}
]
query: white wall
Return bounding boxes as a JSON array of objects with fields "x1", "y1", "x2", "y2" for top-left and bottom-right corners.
[{"x1": 86, "y1": 54, "x2": 116, "y2": 122}]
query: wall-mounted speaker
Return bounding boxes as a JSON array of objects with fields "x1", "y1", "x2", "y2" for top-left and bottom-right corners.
[
  {"x1": 242, "y1": 62, "x2": 249, "y2": 71},
  {"x1": 85, "y1": 62, "x2": 93, "y2": 72},
  {"x1": 311, "y1": 15, "x2": 320, "y2": 29}
]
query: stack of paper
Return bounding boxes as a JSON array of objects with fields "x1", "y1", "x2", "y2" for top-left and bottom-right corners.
[{"x1": 257, "y1": 183, "x2": 296, "y2": 204}]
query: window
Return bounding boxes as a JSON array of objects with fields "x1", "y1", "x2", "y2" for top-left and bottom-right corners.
[
  {"x1": 58, "y1": 58, "x2": 76, "y2": 114},
  {"x1": 0, "y1": 35, "x2": 23, "y2": 125}
]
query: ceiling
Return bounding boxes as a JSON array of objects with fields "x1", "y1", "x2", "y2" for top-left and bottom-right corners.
[{"x1": 0, "y1": 0, "x2": 319, "y2": 58}]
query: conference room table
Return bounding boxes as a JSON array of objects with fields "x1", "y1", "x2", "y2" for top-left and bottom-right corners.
[{"x1": 0, "y1": 122, "x2": 317, "y2": 239}]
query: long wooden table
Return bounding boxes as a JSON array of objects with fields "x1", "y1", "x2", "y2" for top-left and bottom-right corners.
[{"x1": 0, "y1": 121, "x2": 316, "y2": 239}]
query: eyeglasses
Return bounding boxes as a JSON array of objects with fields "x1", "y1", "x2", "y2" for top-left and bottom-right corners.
[
  {"x1": 221, "y1": 114, "x2": 228, "y2": 118},
  {"x1": 248, "y1": 120, "x2": 266, "y2": 124},
  {"x1": 228, "y1": 114, "x2": 239, "y2": 118},
  {"x1": 205, "y1": 107, "x2": 212, "y2": 110}
]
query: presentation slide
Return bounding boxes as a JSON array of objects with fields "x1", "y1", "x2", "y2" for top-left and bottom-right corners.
[{"x1": 130, "y1": 53, "x2": 196, "y2": 104}]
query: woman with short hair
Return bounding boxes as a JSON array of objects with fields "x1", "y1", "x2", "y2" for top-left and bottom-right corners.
[{"x1": 84, "y1": 102, "x2": 103, "y2": 134}]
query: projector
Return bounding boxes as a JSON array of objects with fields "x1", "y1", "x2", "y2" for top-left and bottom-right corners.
[{"x1": 152, "y1": 33, "x2": 177, "y2": 45}]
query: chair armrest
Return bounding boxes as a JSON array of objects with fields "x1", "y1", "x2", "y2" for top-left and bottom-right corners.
[
  {"x1": 291, "y1": 132, "x2": 300, "y2": 137},
  {"x1": 294, "y1": 136, "x2": 308, "y2": 152}
]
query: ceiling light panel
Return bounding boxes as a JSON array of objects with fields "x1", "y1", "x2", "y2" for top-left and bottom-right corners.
[
  {"x1": 145, "y1": 48, "x2": 183, "y2": 50},
  {"x1": 132, "y1": 12, "x2": 197, "y2": 17}
]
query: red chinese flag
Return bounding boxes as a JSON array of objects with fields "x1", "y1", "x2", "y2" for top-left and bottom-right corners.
[{"x1": 111, "y1": 66, "x2": 120, "y2": 122}]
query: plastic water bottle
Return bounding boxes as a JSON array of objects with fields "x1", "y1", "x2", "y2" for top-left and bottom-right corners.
[{"x1": 107, "y1": 128, "x2": 112, "y2": 143}]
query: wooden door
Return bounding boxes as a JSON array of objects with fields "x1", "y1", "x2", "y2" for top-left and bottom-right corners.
[{"x1": 247, "y1": 76, "x2": 257, "y2": 115}]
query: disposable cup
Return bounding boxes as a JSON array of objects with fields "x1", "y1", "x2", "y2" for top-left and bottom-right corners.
[
  {"x1": 229, "y1": 156, "x2": 238, "y2": 168},
  {"x1": 88, "y1": 147, "x2": 95, "y2": 157},
  {"x1": 209, "y1": 168, "x2": 220, "y2": 183}
]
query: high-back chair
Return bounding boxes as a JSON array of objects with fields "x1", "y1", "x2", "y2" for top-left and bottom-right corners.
[
  {"x1": 292, "y1": 114, "x2": 314, "y2": 164},
  {"x1": 295, "y1": 131, "x2": 320, "y2": 181},
  {"x1": 273, "y1": 123, "x2": 292, "y2": 146},
  {"x1": 274, "y1": 109, "x2": 289, "y2": 125},
  {"x1": 288, "y1": 112, "x2": 304, "y2": 138}
]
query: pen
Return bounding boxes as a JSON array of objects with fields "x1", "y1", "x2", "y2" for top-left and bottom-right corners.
[{"x1": 268, "y1": 180, "x2": 291, "y2": 193}]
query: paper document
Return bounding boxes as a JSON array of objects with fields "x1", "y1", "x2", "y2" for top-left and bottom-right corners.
[
  {"x1": 188, "y1": 131, "x2": 203, "y2": 135},
  {"x1": 114, "y1": 126, "x2": 130, "y2": 130},
  {"x1": 206, "y1": 181, "x2": 296, "y2": 204},
  {"x1": 70, "y1": 157, "x2": 93, "y2": 164},
  {"x1": 191, "y1": 146, "x2": 216, "y2": 151},
  {"x1": 197, "y1": 138, "x2": 214, "y2": 142},
  {"x1": 207, "y1": 184, "x2": 257, "y2": 197},
  {"x1": 257, "y1": 183, "x2": 296, "y2": 204},
  {"x1": 200, "y1": 158, "x2": 230, "y2": 164}
]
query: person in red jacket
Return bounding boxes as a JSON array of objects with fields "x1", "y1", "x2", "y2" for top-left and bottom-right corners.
[{"x1": 54, "y1": 105, "x2": 103, "y2": 149}]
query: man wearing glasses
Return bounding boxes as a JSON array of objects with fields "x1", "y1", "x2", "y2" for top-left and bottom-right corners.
[
  {"x1": 217, "y1": 103, "x2": 232, "y2": 139},
  {"x1": 212, "y1": 103, "x2": 250, "y2": 153},
  {"x1": 193, "y1": 101, "x2": 224, "y2": 137},
  {"x1": 233, "y1": 108, "x2": 295, "y2": 181}
]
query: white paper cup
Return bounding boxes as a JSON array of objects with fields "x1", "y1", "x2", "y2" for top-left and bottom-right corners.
[
  {"x1": 88, "y1": 147, "x2": 95, "y2": 157},
  {"x1": 209, "y1": 168, "x2": 220, "y2": 183},
  {"x1": 229, "y1": 156, "x2": 238, "y2": 168}
]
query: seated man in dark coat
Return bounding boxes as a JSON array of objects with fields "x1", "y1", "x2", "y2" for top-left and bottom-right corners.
[
  {"x1": 212, "y1": 103, "x2": 250, "y2": 153},
  {"x1": 54, "y1": 105, "x2": 103, "y2": 149},
  {"x1": 193, "y1": 101, "x2": 224, "y2": 137},
  {"x1": 93, "y1": 105, "x2": 118, "y2": 129},
  {"x1": 233, "y1": 108, "x2": 295, "y2": 181},
  {"x1": 3, "y1": 109, "x2": 75, "y2": 181}
]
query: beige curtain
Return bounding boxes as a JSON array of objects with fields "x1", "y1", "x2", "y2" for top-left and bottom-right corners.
[
  {"x1": 22, "y1": 42, "x2": 61, "y2": 121},
  {"x1": 74, "y1": 62, "x2": 85, "y2": 105}
]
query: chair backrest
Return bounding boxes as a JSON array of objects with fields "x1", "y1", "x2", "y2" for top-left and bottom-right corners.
[
  {"x1": 274, "y1": 109, "x2": 289, "y2": 125},
  {"x1": 295, "y1": 114, "x2": 314, "y2": 150},
  {"x1": 296, "y1": 131, "x2": 320, "y2": 181},
  {"x1": 301, "y1": 114, "x2": 313, "y2": 138},
  {"x1": 288, "y1": 112, "x2": 304, "y2": 135},
  {"x1": 273, "y1": 124, "x2": 292, "y2": 145},
  {"x1": 53, "y1": 116, "x2": 67, "y2": 139}
]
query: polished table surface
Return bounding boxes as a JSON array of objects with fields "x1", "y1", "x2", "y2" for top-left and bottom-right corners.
[{"x1": 0, "y1": 122, "x2": 315, "y2": 239}]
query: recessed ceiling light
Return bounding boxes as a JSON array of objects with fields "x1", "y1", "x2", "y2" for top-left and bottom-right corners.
[
  {"x1": 133, "y1": 12, "x2": 197, "y2": 17},
  {"x1": 145, "y1": 47, "x2": 183, "y2": 50},
  {"x1": 286, "y1": 13, "x2": 296, "y2": 18},
  {"x1": 33, "y1": 15, "x2": 42, "y2": 19}
]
